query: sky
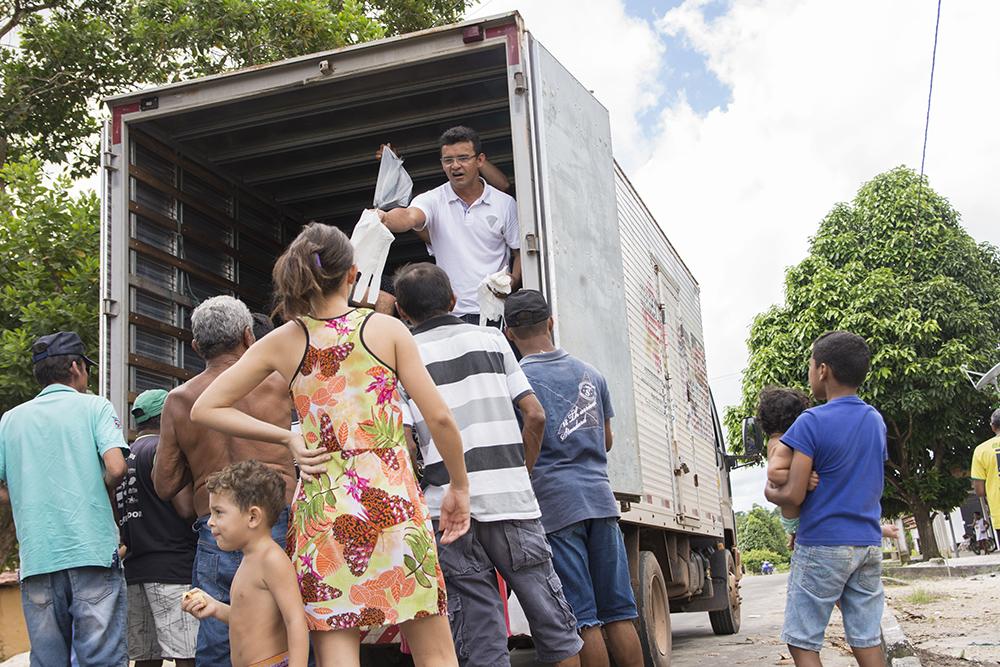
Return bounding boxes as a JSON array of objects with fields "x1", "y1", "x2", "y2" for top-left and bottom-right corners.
[{"x1": 464, "y1": 0, "x2": 1000, "y2": 512}]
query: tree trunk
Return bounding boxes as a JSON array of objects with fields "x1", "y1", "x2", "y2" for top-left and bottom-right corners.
[
  {"x1": 0, "y1": 504, "x2": 16, "y2": 568},
  {"x1": 912, "y1": 502, "x2": 941, "y2": 560}
]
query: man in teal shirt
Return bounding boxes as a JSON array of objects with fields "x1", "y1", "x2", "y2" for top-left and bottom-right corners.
[{"x1": 0, "y1": 331, "x2": 129, "y2": 665}]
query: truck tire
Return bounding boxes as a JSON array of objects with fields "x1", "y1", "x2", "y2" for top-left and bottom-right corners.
[
  {"x1": 708, "y1": 550, "x2": 741, "y2": 635},
  {"x1": 637, "y1": 550, "x2": 671, "y2": 667}
]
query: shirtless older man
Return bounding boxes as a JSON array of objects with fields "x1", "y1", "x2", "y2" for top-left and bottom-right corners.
[{"x1": 153, "y1": 295, "x2": 294, "y2": 667}]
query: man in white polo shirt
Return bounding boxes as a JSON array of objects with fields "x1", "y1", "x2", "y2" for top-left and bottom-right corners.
[{"x1": 378, "y1": 125, "x2": 520, "y2": 325}]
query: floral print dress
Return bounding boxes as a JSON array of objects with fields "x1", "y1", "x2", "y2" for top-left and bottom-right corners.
[{"x1": 288, "y1": 309, "x2": 446, "y2": 631}]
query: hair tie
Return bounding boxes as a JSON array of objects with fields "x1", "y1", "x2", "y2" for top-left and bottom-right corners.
[{"x1": 313, "y1": 252, "x2": 322, "y2": 269}]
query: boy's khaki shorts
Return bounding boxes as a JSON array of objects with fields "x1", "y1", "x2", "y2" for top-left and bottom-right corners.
[{"x1": 127, "y1": 582, "x2": 199, "y2": 660}]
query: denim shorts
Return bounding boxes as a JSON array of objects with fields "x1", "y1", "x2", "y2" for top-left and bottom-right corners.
[
  {"x1": 547, "y1": 517, "x2": 638, "y2": 629},
  {"x1": 781, "y1": 544, "x2": 884, "y2": 652}
]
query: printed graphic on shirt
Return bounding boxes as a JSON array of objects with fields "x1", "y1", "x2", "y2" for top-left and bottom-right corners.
[
  {"x1": 558, "y1": 374, "x2": 600, "y2": 442},
  {"x1": 115, "y1": 454, "x2": 142, "y2": 526}
]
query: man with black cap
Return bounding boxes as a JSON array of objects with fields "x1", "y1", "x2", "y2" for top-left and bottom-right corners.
[
  {"x1": 0, "y1": 331, "x2": 129, "y2": 665},
  {"x1": 117, "y1": 389, "x2": 198, "y2": 667},
  {"x1": 505, "y1": 292, "x2": 643, "y2": 667}
]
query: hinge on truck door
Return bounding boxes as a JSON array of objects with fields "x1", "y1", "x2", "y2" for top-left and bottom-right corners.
[
  {"x1": 102, "y1": 299, "x2": 120, "y2": 317},
  {"x1": 513, "y1": 70, "x2": 527, "y2": 95},
  {"x1": 523, "y1": 233, "x2": 539, "y2": 254},
  {"x1": 102, "y1": 150, "x2": 118, "y2": 172}
]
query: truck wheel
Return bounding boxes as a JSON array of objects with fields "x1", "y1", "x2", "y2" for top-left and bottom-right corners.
[
  {"x1": 709, "y1": 550, "x2": 741, "y2": 635},
  {"x1": 637, "y1": 550, "x2": 671, "y2": 666}
]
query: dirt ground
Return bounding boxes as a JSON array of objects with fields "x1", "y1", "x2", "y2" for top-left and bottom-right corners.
[{"x1": 885, "y1": 573, "x2": 1000, "y2": 666}]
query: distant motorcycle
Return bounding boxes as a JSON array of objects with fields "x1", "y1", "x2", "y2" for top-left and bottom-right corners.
[{"x1": 761, "y1": 561, "x2": 775, "y2": 575}]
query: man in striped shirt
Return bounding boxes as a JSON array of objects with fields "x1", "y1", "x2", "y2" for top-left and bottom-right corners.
[{"x1": 395, "y1": 264, "x2": 583, "y2": 667}]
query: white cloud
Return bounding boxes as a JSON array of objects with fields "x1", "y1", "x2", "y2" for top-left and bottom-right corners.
[
  {"x1": 636, "y1": 0, "x2": 1000, "y2": 424},
  {"x1": 466, "y1": 1, "x2": 1000, "y2": 510}
]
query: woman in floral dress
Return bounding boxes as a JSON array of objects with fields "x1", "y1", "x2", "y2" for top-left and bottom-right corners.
[{"x1": 192, "y1": 223, "x2": 470, "y2": 666}]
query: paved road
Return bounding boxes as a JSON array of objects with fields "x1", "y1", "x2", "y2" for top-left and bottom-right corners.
[{"x1": 513, "y1": 573, "x2": 860, "y2": 666}]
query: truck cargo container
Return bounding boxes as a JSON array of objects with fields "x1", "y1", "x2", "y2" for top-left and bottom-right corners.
[{"x1": 101, "y1": 12, "x2": 742, "y2": 665}]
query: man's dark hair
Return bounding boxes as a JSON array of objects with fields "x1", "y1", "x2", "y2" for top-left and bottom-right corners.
[
  {"x1": 507, "y1": 320, "x2": 550, "y2": 340},
  {"x1": 251, "y1": 312, "x2": 274, "y2": 341},
  {"x1": 974, "y1": 511, "x2": 982, "y2": 517},
  {"x1": 812, "y1": 331, "x2": 871, "y2": 388},
  {"x1": 991, "y1": 408, "x2": 1000, "y2": 430},
  {"x1": 394, "y1": 263, "x2": 453, "y2": 324},
  {"x1": 138, "y1": 416, "x2": 162, "y2": 432},
  {"x1": 756, "y1": 387, "x2": 810, "y2": 436},
  {"x1": 439, "y1": 126, "x2": 481, "y2": 155},
  {"x1": 33, "y1": 355, "x2": 82, "y2": 387}
]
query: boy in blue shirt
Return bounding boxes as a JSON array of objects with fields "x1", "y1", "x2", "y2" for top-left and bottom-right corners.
[
  {"x1": 766, "y1": 331, "x2": 887, "y2": 667},
  {"x1": 505, "y1": 290, "x2": 643, "y2": 667}
]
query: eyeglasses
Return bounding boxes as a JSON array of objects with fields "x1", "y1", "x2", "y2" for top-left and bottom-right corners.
[{"x1": 440, "y1": 155, "x2": 477, "y2": 166}]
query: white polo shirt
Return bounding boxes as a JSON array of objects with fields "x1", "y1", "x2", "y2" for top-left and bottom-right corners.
[{"x1": 410, "y1": 179, "x2": 519, "y2": 316}]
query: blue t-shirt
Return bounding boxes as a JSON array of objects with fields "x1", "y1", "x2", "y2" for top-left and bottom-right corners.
[
  {"x1": 780, "y1": 395, "x2": 887, "y2": 546},
  {"x1": 519, "y1": 349, "x2": 619, "y2": 534},
  {"x1": 0, "y1": 384, "x2": 128, "y2": 579}
]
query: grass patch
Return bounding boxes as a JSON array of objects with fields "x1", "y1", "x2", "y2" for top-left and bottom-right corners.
[{"x1": 903, "y1": 588, "x2": 943, "y2": 604}]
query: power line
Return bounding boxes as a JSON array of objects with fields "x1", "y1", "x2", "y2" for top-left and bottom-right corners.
[{"x1": 916, "y1": 0, "x2": 943, "y2": 215}]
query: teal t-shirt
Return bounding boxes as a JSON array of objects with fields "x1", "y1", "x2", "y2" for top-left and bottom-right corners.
[{"x1": 0, "y1": 384, "x2": 128, "y2": 579}]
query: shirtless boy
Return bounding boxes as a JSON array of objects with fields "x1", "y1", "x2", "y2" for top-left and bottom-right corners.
[{"x1": 182, "y1": 461, "x2": 307, "y2": 667}]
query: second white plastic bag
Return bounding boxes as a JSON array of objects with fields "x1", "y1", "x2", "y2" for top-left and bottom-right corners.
[
  {"x1": 350, "y1": 209, "x2": 395, "y2": 306},
  {"x1": 373, "y1": 146, "x2": 413, "y2": 210}
]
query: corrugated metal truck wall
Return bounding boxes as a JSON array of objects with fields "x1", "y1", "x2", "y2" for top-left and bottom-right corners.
[
  {"x1": 615, "y1": 164, "x2": 723, "y2": 537},
  {"x1": 124, "y1": 130, "x2": 294, "y2": 430}
]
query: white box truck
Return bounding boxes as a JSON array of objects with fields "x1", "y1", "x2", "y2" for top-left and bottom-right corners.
[{"x1": 100, "y1": 12, "x2": 742, "y2": 665}]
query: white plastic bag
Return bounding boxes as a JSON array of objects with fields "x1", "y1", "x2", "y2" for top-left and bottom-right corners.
[
  {"x1": 477, "y1": 271, "x2": 512, "y2": 326},
  {"x1": 373, "y1": 146, "x2": 413, "y2": 210},
  {"x1": 350, "y1": 209, "x2": 395, "y2": 306}
]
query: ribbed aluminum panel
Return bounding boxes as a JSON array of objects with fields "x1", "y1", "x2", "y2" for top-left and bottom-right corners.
[{"x1": 615, "y1": 165, "x2": 724, "y2": 538}]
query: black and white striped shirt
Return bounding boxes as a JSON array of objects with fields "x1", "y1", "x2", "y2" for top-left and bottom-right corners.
[{"x1": 401, "y1": 315, "x2": 540, "y2": 522}]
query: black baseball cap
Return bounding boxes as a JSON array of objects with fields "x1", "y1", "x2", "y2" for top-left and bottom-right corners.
[
  {"x1": 504, "y1": 289, "x2": 551, "y2": 327},
  {"x1": 31, "y1": 331, "x2": 97, "y2": 367}
]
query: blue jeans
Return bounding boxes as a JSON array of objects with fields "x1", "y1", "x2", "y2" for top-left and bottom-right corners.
[
  {"x1": 547, "y1": 518, "x2": 638, "y2": 629},
  {"x1": 192, "y1": 507, "x2": 289, "y2": 667},
  {"x1": 21, "y1": 565, "x2": 127, "y2": 666},
  {"x1": 782, "y1": 544, "x2": 884, "y2": 652}
]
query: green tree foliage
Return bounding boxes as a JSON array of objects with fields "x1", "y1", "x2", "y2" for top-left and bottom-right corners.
[
  {"x1": 1, "y1": 0, "x2": 470, "y2": 175},
  {"x1": 0, "y1": 159, "x2": 100, "y2": 412},
  {"x1": 0, "y1": 0, "x2": 149, "y2": 175},
  {"x1": 737, "y1": 505, "x2": 788, "y2": 557},
  {"x1": 725, "y1": 167, "x2": 1000, "y2": 558},
  {"x1": 130, "y1": 0, "x2": 386, "y2": 80}
]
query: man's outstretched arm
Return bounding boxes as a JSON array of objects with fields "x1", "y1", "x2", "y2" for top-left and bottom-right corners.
[{"x1": 378, "y1": 207, "x2": 427, "y2": 233}]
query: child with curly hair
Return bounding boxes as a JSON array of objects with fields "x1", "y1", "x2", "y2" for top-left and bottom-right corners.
[
  {"x1": 758, "y1": 387, "x2": 816, "y2": 538},
  {"x1": 181, "y1": 460, "x2": 308, "y2": 667}
]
